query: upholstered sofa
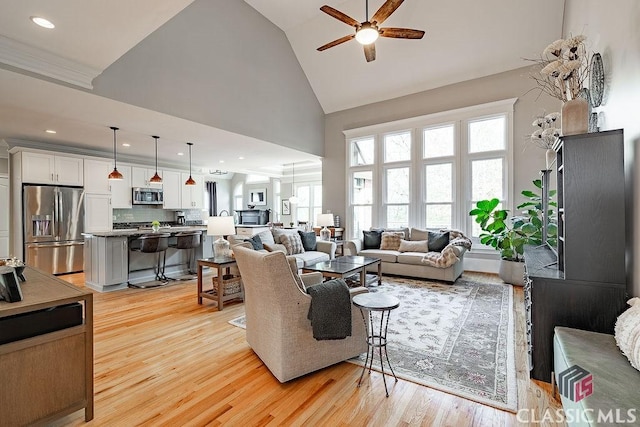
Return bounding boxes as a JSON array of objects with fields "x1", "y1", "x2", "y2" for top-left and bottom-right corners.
[
  {"x1": 233, "y1": 245, "x2": 368, "y2": 382},
  {"x1": 345, "y1": 227, "x2": 469, "y2": 282},
  {"x1": 229, "y1": 228, "x2": 336, "y2": 268}
]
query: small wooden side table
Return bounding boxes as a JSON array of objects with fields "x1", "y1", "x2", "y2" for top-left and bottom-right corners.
[{"x1": 197, "y1": 257, "x2": 244, "y2": 310}]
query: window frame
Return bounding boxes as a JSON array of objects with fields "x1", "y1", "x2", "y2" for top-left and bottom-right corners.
[{"x1": 344, "y1": 98, "x2": 516, "y2": 250}]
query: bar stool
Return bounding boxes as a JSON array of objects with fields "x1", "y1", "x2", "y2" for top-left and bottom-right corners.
[
  {"x1": 128, "y1": 233, "x2": 171, "y2": 288},
  {"x1": 169, "y1": 231, "x2": 202, "y2": 279}
]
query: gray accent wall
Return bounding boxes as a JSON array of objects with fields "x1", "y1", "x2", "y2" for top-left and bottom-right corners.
[
  {"x1": 564, "y1": 0, "x2": 640, "y2": 296},
  {"x1": 92, "y1": 0, "x2": 324, "y2": 156},
  {"x1": 323, "y1": 66, "x2": 560, "y2": 240}
]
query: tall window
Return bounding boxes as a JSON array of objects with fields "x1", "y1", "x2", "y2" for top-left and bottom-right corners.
[
  {"x1": 295, "y1": 183, "x2": 322, "y2": 224},
  {"x1": 346, "y1": 99, "x2": 515, "y2": 247}
]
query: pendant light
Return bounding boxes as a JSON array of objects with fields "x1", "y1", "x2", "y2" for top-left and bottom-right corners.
[
  {"x1": 185, "y1": 142, "x2": 196, "y2": 185},
  {"x1": 149, "y1": 135, "x2": 162, "y2": 183},
  {"x1": 108, "y1": 126, "x2": 123, "y2": 180},
  {"x1": 288, "y1": 162, "x2": 298, "y2": 204}
]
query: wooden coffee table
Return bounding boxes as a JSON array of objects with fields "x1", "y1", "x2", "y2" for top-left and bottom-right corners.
[{"x1": 302, "y1": 256, "x2": 381, "y2": 286}]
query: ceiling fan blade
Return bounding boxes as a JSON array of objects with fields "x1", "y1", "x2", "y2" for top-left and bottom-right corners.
[
  {"x1": 371, "y1": 0, "x2": 404, "y2": 26},
  {"x1": 317, "y1": 34, "x2": 355, "y2": 51},
  {"x1": 379, "y1": 27, "x2": 425, "y2": 39},
  {"x1": 320, "y1": 5, "x2": 360, "y2": 27},
  {"x1": 364, "y1": 43, "x2": 376, "y2": 62}
]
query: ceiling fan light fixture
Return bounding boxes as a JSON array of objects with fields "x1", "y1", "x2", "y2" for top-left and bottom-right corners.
[{"x1": 355, "y1": 24, "x2": 379, "y2": 45}]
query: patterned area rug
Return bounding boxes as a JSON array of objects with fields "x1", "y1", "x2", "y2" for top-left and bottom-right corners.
[
  {"x1": 352, "y1": 276, "x2": 516, "y2": 412},
  {"x1": 228, "y1": 275, "x2": 516, "y2": 412}
]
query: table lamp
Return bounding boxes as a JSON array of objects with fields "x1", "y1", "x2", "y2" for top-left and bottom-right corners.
[
  {"x1": 207, "y1": 216, "x2": 236, "y2": 258},
  {"x1": 317, "y1": 213, "x2": 335, "y2": 241}
]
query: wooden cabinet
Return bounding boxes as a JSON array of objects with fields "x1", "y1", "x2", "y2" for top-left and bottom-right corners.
[
  {"x1": 110, "y1": 165, "x2": 132, "y2": 208},
  {"x1": 83, "y1": 159, "x2": 112, "y2": 194},
  {"x1": 22, "y1": 152, "x2": 83, "y2": 186},
  {"x1": 132, "y1": 167, "x2": 162, "y2": 188},
  {"x1": 181, "y1": 173, "x2": 204, "y2": 209},
  {"x1": 0, "y1": 267, "x2": 93, "y2": 425},
  {"x1": 85, "y1": 194, "x2": 112, "y2": 232},
  {"x1": 524, "y1": 129, "x2": 629, "y2": 382},
  {"x1": 162, "y1": 170, "x2": 182, "y2": 209}
]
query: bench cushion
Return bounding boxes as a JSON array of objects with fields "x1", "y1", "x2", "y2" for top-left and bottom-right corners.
[{"x1": 554, "y1": 327, "x2": 640, "y2": 425}]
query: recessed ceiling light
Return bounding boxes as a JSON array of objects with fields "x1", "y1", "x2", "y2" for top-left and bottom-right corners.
[
  {"x1": 30, "y1": 16, "x2": 55, "y2": 29},
  {"x1": 219, "y1": 160, "x2": 225, "y2": 163},
  {"x1": 45, "y1": 129, "x2": 56, "y2": 134},
  {"x1": 122, "y1": 143, "x2": 130, "y2": 147},
  {"x1": 177, "y1": 152, "x2": 184, "y2": 156},
  {"x1": 238, "y1": 156, "x2": 245, "y2": 160}
]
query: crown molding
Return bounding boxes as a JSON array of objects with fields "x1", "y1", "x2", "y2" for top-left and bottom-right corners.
[{"x1": 0, "y1": 35, "x2": 102, "y2": 89}]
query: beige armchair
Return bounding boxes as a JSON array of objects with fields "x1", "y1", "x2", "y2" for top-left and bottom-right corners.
[{"x1": 233, "y1": 245, "x2": 369, "y2": 382}]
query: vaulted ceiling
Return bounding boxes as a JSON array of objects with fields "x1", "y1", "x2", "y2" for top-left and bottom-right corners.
[{"x1": 0, "y1": 0, "x2": 564, "y2": 174}]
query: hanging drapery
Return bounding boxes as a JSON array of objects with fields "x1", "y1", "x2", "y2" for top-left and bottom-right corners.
[{"x1": 206, "y1": 181, "x2": 217, "y2": 217}]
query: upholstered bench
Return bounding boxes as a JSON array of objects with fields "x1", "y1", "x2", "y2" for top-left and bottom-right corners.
[{"x1": 553, "y1": 326, "x2": 640, "y2": 426}]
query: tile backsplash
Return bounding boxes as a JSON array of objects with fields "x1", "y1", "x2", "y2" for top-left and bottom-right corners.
[{"x1": 113, "y1": 206, "x2": 204, "y2": 224}]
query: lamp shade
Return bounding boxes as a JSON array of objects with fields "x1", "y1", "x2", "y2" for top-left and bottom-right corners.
[
  {"x1": 207, "y1": 216, "x2": 236, "y2": 236},
  {"x1": 317, "y1": 213, "x2": 335, "y2": 227}
]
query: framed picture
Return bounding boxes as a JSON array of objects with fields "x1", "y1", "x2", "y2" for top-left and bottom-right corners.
[
  {"x1": 249, "y1": 188, "x2": 267, "y2": 206},
  {"x1": 282, "y1": 199, "x2": 291, "y2": 215}
]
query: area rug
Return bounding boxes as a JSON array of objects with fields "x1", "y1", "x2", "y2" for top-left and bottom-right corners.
[
  {"x1": 228, "y1": 276, "x2": 516, "y2": 412},
  {"x1": 228, "y1": 315, "x2": 246, "y2": 329}
]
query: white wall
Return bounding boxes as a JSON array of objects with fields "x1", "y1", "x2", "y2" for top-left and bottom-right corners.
[{"x1": 564, "y1": 0, "x2": 640, "y2": 296}]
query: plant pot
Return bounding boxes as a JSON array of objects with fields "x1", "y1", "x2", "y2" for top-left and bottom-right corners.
[
  {"x1": 561, "y1": 98, "x2": 589, "y2": 136},
  {"x1": 498, "y1": 259, "x2": 525, "y2": 286}
]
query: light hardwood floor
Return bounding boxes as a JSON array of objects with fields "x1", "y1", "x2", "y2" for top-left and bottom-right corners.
[{"x1": 54, "y1": 272, "x2": 564, "y2": 426}]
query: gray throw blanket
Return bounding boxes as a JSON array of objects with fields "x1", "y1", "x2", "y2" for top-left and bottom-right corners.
[{"x1": 306, "y1": 278, "x2": 352, "y2": 340}]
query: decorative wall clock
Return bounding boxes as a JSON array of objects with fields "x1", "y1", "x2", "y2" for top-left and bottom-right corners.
[{"x1": 590, "y1": 53, "x2": 604, "y2": 108}]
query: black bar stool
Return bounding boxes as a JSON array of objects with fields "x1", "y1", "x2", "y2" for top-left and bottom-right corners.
[
  {"x1": 169, "y1": 231, "x2": 202, "y2": 279},
  {"x1": 129, "y1": 233, "x2": 171, "y2": 288}
]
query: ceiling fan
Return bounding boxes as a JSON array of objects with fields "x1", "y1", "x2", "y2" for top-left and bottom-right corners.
[{"x1": 316, "y1": 0, "x2": 425, "y2": 62}]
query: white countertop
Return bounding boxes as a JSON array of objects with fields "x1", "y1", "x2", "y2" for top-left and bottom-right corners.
[{"x1": 83, "y1": 225, "x2": 207, "y2": 237}]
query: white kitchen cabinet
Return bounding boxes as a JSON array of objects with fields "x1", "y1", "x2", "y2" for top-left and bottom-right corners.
[
  {"x1": 83, "y1": 159, "x2": 111, "y2": 194},
  {"x1": 22, "y1": 152, "x2": 83, "y2": 186},
  {"x1": 110, "y1": 165, "x2": 132, "y2": 208},
  {"x1": 0, "y1": 177, "x2": 8, "y2": 258},
  {"x1": 162, "y1": 170, "x2": 182, "y2": 209},
  {"x1": 84, "y1": 235, "x2": 128, "y2": 290},
  {"x1": 132, "y1": 167, "x2": 162, "y2": 188},
  {"x1": 181, "y1": 173, "x2": 204, "y2": 209},
  {"x1": 85, "y1": 194, "x2": 112, "y2": 232}
]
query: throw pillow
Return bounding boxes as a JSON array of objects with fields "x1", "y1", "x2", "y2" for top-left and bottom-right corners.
[
  {"x1": 398, "y1": 239, "x2": 428, "y2": 253},
  {"x1": 380, "y1": 232, "x2": 404, "y2": 251},
  {"x1": 280, "y1": 233, "x2": 305, "y2": 255},
  {"x1": 263, "y1": 243, "x2": 287, "y2": 254},
  {"x1": 257, "y1": 229, "x2": 275, "y2": 245},
  {"x1": 374, "y1": 227, "x2": 410, "y2": 239},
  {"x1": 298, "y1": 230, "x2": 317, "y2": 251},
  {"x1": 410, "y1": 227, "x2": 429, "y2": 241},
  {"x1": 428, "y1": 231, "x2": 450, "y2": 252},
  {"x1": 243, "y1": 234, "x2": 262, "y2": 251},
  {"x1": 363, "y1": 230, "x2": 383, "y2": 249},
  {"x1": 615, "y1": 297, "x2": 640, "y2": 371}
]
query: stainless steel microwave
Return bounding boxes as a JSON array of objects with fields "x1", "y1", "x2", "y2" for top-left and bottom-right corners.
[{"x1": 132, "y1": 187, "x2": 164, "y2": 205}]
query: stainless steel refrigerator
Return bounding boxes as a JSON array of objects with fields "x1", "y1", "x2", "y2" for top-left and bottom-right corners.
[{"x1": 23, "y1": 185, "x2": 85, "y2": 275}]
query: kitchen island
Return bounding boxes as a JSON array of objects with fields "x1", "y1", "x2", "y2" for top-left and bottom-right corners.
[
  {"x1": 0, "y1": 266, "x2": 93, "y2": 425},
  {"x1": 83, "y1": 226, "x2": 211, "y2": 292}
]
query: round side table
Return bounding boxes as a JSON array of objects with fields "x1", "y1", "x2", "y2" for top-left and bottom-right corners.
[{"x1": 352, "y1": 292, "x2": 400, "y2": 397}]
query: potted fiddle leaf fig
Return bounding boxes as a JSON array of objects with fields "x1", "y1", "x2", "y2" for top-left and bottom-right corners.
[{"x1": 469, "y1": 179, "x2": 556, "y2": 286}]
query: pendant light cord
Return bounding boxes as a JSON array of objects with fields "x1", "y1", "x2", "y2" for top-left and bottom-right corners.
[{"x1": 111, "y1": 126, "x2": 119, "y2": 168}]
